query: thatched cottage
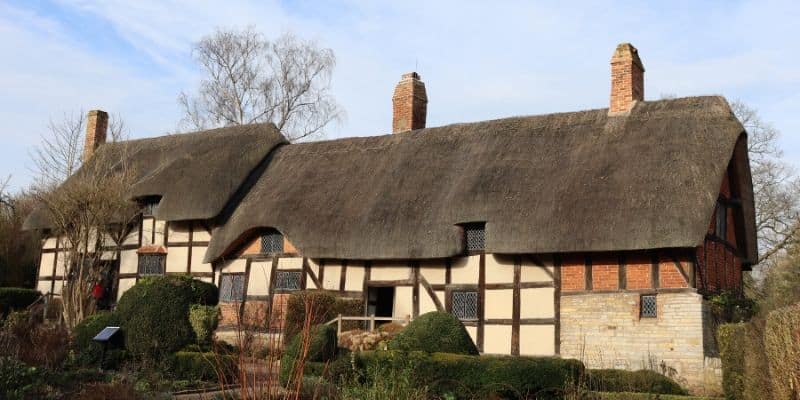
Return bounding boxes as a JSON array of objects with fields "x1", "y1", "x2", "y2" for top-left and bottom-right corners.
[{"x1": 25, "y1": 43, "x2": 756, "y2": 391}]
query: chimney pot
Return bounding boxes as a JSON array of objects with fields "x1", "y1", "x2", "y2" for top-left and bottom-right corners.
[
  {"x1": 83, "y1": 109, "x2": 108, "y2": 162},
  {"x1": 609, "y1": 43, "x2": 645, "y2": 114},
  {"x1": 392, "y1": 72, "x2": 428, "y2": 133}
]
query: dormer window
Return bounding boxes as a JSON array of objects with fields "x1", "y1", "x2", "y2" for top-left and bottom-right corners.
[
  {"x1": 715, "y1": 200, "x2": 728, "y2": 240},
  {"x1": 462, "y1": 222, "x2": 486, "y2": 252},
  {"x1": 140, "y1": 197, "x2": 161, "y2": 217},
  {"x1": 260, "y1": 229, "x2": 284, "y2": 254}
]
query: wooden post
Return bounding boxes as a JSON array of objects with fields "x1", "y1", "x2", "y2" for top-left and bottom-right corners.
[
  {"x1": 337, "y1": 314, "x2": 342, "y2": 336},
  {"x1": 369, "y1": 315, "x2": 375, "y2": 332}
]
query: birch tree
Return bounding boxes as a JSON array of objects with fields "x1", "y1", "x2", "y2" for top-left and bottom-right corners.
[
  {"x1": 179, "y1": 28, "x2": 342, "y2": 141},
  {"x1": 30, "y1": 111, "x2": 137, "y2": 327}
]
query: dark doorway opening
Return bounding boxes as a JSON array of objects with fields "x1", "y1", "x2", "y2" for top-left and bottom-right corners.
[{"x1": 367, "y1": 287, "x2": 395, "y2": 318}]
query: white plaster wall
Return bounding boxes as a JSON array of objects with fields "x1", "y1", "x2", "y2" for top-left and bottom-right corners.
[
  {"x1": 54, "y1": 252, "x2": 67, "y2": 276},
  {"x1": 520, "y1": 325, "x2": 555, "y2": 356},
  {"x1": 485, "y1": 254, "x2": 515, "y2": 284},
  {"x1": 419, "y1": 288, "x2": 444, "y2": 313},
  {"x1": 117, "y1": 278, "x2": 136, "y2": 300},
  {"x1": 345, "y1": 262, "x2": 365, "y2": 291},
  {"x1": 43, "y1": 237, "x2": 58, "y2": 249},
  {"x1": 521, "y1": 256, "x2": 555, "y2": 282},
  {"x1": 191, "y1": 246, "x2": 213, "y2": 273},
  {"x1": 370, "y1": 261, "x2": 410, "y2": 281},
  {"x1": 483, "y1": 325, "x2": 512, "y2": 354},
  {"x1": 278, "y1": 257, "x2": 303, "y2": 270},
  {"x1": 419, "y1": 261, "x2": 446, "y2": 284},
  {"x1": 168, "y1": 222, "x2": 190, "y2": 242},
  {"x1": 39, "y1": 253, "x2": 54, "y2": 277},
  {"x1": 394, "y1": 286, "x2": 413, "y2": 320},
  {"x1": 520, "y1": 288, "x2": 555, "y2": 319},
  {"x1": 323, "y1": 262, "x2": 341, "y2": 290},
  {"x1": 154, "y1": 220, "x2": 166, "y2": 245},
  {"x1": 36, "y1": 280, "x2": 51, "y2": 294},
  {"x1": 466, "y1": 326, "x2": 478, "y2": 345},
  {"x1": 193, "y1": 227, "x2": 212, "y2": 241},
  {"x1": 219, "y1": 259, "x2": 247, "y2": 273},
  {"x1": 120, "y1": 249, "x2": 138, "y2": 274},
  {"x1": 122, "y1": 229, "x2": 138, "y2": 246}
]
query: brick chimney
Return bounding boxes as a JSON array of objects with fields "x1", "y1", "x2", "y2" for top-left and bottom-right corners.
[
  {"x1": 392, "y1": 72, "x2": 428, "y2": 133},
  {"x1": 609, "y1": 43, "x2": 645, "y2": 114},
  {"x1": 83, "y1": 109, "x2": 108, "y2": 162}
]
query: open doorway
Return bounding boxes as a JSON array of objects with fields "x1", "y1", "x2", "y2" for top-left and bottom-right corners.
[{"x1": 367, "y1": 286, "x2": 395, "y2": 319}]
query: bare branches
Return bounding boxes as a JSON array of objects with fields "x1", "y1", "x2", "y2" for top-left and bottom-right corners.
[
  {"x1": 179, "y1": 27, "x2": 342, "y2": 142},
  {"x1": 731, "y1": 100, "x2": 800, "y2": 267}
]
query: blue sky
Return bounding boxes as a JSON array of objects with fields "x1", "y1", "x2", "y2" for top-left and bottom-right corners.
[{"x1": 1, "y1": 0, "x2": 799, "y2": 191}]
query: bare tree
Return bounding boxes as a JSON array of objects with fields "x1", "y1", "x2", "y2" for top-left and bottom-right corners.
[
  {"x1": 732, "y1": 100, "x2": 800, "y2": 266},
  {"x1": 30, "y1": 112, "x2": 136, "y2": 327},
  {"x1": 179, "y1": 27, "x2": 342, "y2": 141},
  {"x1": 0, "y1": 180, "x2": 41, "y2": 288}
]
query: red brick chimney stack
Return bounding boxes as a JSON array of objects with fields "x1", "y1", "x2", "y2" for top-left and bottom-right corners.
[
  {"x1": 83, "y1": 109, "x2": 108, "y2": 162},
  {"x1": 392, "y1": 72, "x2": 428, "y2": 133},
  {"x1": 609, "y1": 43, "x2": 645, "y2": 114}
]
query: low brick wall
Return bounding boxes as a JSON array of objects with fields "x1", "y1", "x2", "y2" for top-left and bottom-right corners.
[{"x1": 560, "y1": 291, "x2": 722, "y2": 395}]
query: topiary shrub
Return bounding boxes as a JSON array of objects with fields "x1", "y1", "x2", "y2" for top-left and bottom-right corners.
[
  {"x1": 764, "y1": 303, "x2": 800, "y2": 400},
  {"x1": 717, "y1": 323, "x2": 746, "y2": 399},
  {"x1": 0, "y1": 288, "x2": 41, "y2": 318},
  {"x1": 388, "y1": 311, "x2": 478, "y2": 355},
  {"x1": 115, "y1": 275, "x2": 197, "y2": 361},
  {"x1": 189, "y1": 279, "x2": 219, "y2": 306},
  {"x1": 340, "y1": 350, "x2": 585, "y2": 399},
  {"x1": 285, "y1": 291, "x2": 337, "y2": 339},
  {"x1": 169, "y1": 351, "x2": 236, "y2": 381},
  {"x1": 71, "y1": 311, "x2": 125, "y2": 368},
  {"x1": 189, "y1": 305, "x2": 219, "y2": 345},
  {"x1": 279, "y1": 324, "x2": 337, "y2": 386},
  {"x1": 586, "y1": 369, "x2": 687, "y2": 395},
  {"x1": 0, "y1": 356, "x2": 46, "y2": 400}
]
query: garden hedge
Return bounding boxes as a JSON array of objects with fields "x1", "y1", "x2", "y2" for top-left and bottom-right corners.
[
  {"x1": 587, "y1": 369, "x2": 687, "y2": 395},
  {"x1": 342, "y1": 350, "x2": 584, "y2": 399},
  {"x1": 717, "y1": 323, "x2": 746, "y2": 399},
  {"x1": 0, "y1": 288, "x2": 40, "y2": 318},
  {"x1": 116, "y1": 275, "x2": 200, "y2": 360},
  {"x1": 764, "y1": 303, "x2": 800, "y2": 400},
  {"x1": 189, "y1": 279, "x2": 219, "y2": 306},
  {"x1": 169, "y1": 351, "x2": 237, "y2": 381},
  {"x1": 189, "y1": 305, "x2": 219, "y2": 345},
  {"x1": 388, "y1": 311, "x2": 479, "y2": 355},
  {"x1": 72, "y1": 311, "x2": 125, "y2": 368},
  {"x1": 279, "y1": 324, "x2": 338, "y2": 385}
]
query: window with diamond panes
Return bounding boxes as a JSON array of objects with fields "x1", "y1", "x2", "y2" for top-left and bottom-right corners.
[
  {"x1": 452, "y1": 291, "x2": 478, "y2": 320},
  {"x1": 219, "y1": 274, "x2": 246, "y2": 302},
  {"x1": 137, "y1": 254, "x2": 165, "y2": 276},
  {"x1": 260, "y1": 230, "x2": 284, "y2": 254},
  {"x1": 274, "y1": 271, "x2": 302, "y2": 291},
  {"x1": 464, "y1": 223, "x2": 486, "y2": 252},
  {"x1": 640, "y1": 295, "x2": 657, "y2": 318}
]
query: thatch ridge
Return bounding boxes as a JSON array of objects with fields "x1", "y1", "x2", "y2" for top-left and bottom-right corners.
[{"x1": 205, "y1": 96, "x2": 757, "y2": 263}]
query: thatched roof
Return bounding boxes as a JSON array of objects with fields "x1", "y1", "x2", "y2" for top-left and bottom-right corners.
[
  {"x1": 23, "y1": 123, "x2": 286, "y2": 230},
  {"x1": 205, "y1": 96, "x2": 757, "y2": 263}
]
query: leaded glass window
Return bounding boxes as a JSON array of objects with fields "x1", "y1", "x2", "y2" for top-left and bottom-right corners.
[
  {"x1": 220, "y1": 274, "x2": 246, "y2": 302},
  {"x1": 641, "y1": 295, "x2": 657, "y2": 318},
  {"x1": 260, "y1": 230, "x2": 284, "y2": 253},
  {"x1": 464, "y1": 223, "x2": 485, "y2": 252},
  {"x1": 452, "y1": 291, "x2": 478, "y2": 320},
  {"x1": 715, "y1": 201, "x2": 728, "y2": 240},
  {"x1": 274, "y1": 271, "x2": 302, "y2": 291},
  {"x1": 138, "y1": 254, "x2": 165, "y2": 276}
]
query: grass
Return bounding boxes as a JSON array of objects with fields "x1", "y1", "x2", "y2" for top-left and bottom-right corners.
[{"x1": 593, "y1": 391, "x2": 723, "y2": 400}]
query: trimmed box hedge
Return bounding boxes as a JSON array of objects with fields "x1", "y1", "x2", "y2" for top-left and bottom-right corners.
[
  {"x1": 764, "y1": 303, "x2": 800, "y2": 400},
  {"x1": 169, "y1": 351, "x2": 236, "y2": 381},
  {"x1": 717, "y1": 323, "x2": 746, "y2": 399},
  {"x1": 587, "y1": 369, "x2": 687, "y2": 395},
  {"x1": 388, "y1": 311, "x2": 479, "y2": 355},
  {"x1": 71, "y1": 311, "x2": 125, "y2": 368},
  {"x1": 0, "y1": 288, "x2": 40, "y2": 318},
  {"x1": 341, "y1": 350, "x2": 584, "y2": 399}
]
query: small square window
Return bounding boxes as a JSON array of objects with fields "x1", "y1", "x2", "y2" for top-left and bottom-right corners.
[
  {"x1": 274, "y1": 271, "x2": 302, "y2": 291},
  {"x1": 219, "y1": 274, "x2": 246, "y2": 302},
  {"x1": 137, "y1": 254, "x2": 165, "y2": 276},
  {"x1": 140, "y1": 197, "x2": 161, "y2": 217},
  {"x1": 260, "y1": 230, "x2": 284, "y2": 253},
  {"x1": 463, "y1": 223, "x2": 486, "y2": 252},
  {"x1": 452, "y1": 291, "x2": 478, "y2": 320},
  {"x1": 641, "y1": 295, "x2": 657, "y2": 318}
]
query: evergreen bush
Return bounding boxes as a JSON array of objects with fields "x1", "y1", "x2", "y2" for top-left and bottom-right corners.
[
  {"x1": 189, "y1": 305, "x2": 219, "y2": 345},
  {"x1": 388, "y1": 311, "x2": 478, "y2": 355},
  {"x1": 279, "y1": 324, "x2": 337, "y2": 385},
  {"x1": 717, "y1": 323, "x2": 746, "y2": 399},
  {"x1": 587, "y1": 369, "x2": 687, "y2": 395},
  {"x1": 71, "y1": 311, "x2": 125, "y2": 368}
]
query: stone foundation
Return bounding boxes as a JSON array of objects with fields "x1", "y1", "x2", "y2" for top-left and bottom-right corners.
[{"x1": 560, "y1": 291, "x2": 722, "y2": 395}]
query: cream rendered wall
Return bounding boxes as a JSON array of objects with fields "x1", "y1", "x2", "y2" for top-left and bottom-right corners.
[
  {"x1": 484, "y1": 289, "x2": 513, "y2": 319},
  {"x1": 154, "y1": 220, "x2": 166, "y2": 245},
  {"x1": 450, "y1": 255, "x2": 479, "y2": 284},
  {"x1": 483, "y1": 325, "x2": 512, "y2": 354},
  {"x1": 322, "y1": 262, "x2": 341, "y2": 290},
  {"x1": 466, "y1": 326, "x2": 478, "y2": 345},
  {"x1": 122, "y1": 228, "x2": 138, "y2": 246},
  {"x1": 168, "y1": 222, "x2": 190, "y2": 242},
  {"x1": 193, "y1": 227, "x2": 212, "y2": 241},
  {"x1": 39, "y1": 253, "x2": 54, "y2": 277},
  {"x1": 36, "y1": 280, "x2": 51, "y2": 294},
  {"x1": 166, "y1": 247, "x2": 189, "y2": 273},
  {"x1": 278, "y1": 257, "x2": 303, "y2": 270},
  {"x1": 370, "y1": 261, "x2": 410, "y2": 281},
  {"x1": 485, "y1": 254, "x2": 515, "y2": 284},
  {"x1": 247, "y1": 261, "x2": 272, "y2": 296},
  {"x1": 43, "y1": 237, "x2": 58, "y2": 249},
  {"x1": 345, "y1": 262, "x2": 364, "y2": 292},
  {"x1": 54, "y1": 252, "x2": 67, "y2": 276},
  {"x1": 190, "y1": 246, "x2": 213, "y2": 273},
  {"x1": 117, "y1": 278, "x2": 136, "y2": 300},
  {"x1": 520, "y1": 288, "x2": 555, "y2": 319},
  {"x1": 419, "y1": 262, "x2": 446, "y2": 284},
  {"x1": 219, "y1": 259, "x2": 247, "y2": 273},
  {"x1": 520, "y1": 325, "x2": 555, "y2": 356},
  {"x1": 394, "y1": 286, "x2": 413, "y2": 320},
  {"x1": 51, "y1": 280, "x2": 63, "y2": 295},
  {"x1": 419, "y1": 289, "x2": 445, "y2": 313},
  {"x1": 120, "y1": 249, "x2": 138, "y2": 274}
]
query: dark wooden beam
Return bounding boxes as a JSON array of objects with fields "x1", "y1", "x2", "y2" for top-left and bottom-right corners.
[
  {"x1": 477, "y1": 253, "x2": 486, "y2": 352},
  {"x1": 553, "y1": 253, "x2": 562, "y2": 356},
  {"x1": 511, "y1": 255, "x2": 521, "y2": 356},
  {"x1": 419, "y1": 275, "x2": 444, "y2": 312}
]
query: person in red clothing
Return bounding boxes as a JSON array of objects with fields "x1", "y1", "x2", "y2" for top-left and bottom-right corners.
[{"x1": 92, "y1": 281, "x2": 105, "y2": 309}]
